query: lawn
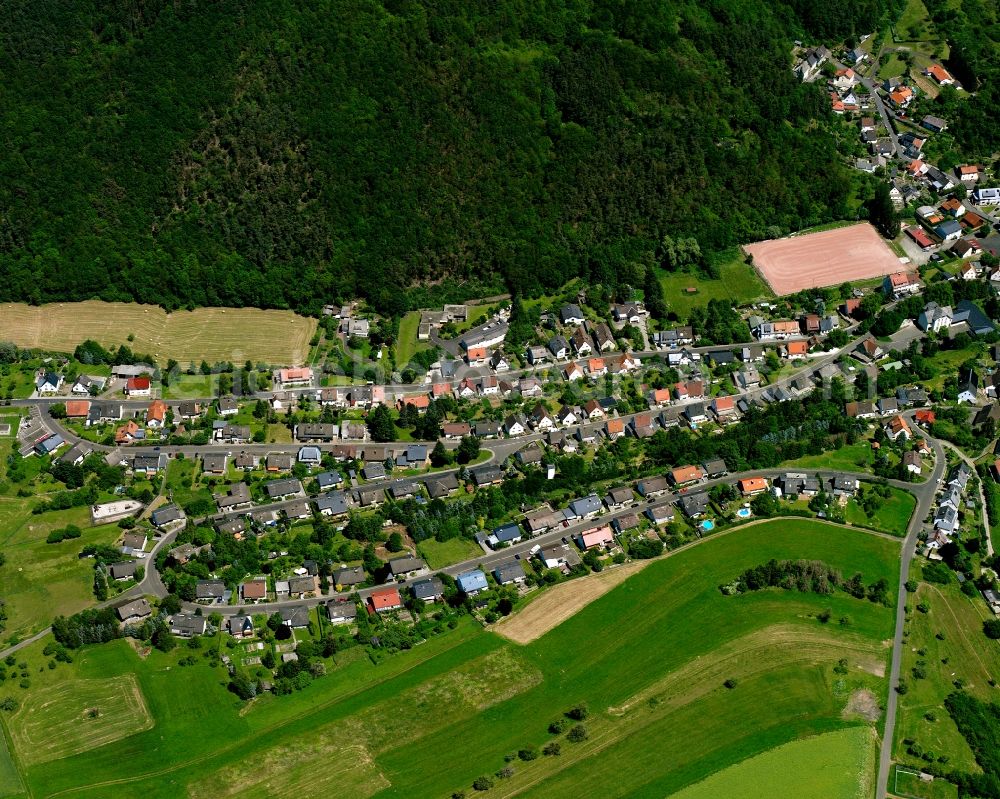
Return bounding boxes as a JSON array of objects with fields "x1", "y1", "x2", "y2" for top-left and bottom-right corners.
[
  {"x1": 658, "y1": 252, "x2": 772, "y2": 318},
  {"x1": 668, "y1": 726, "x2": 876, "y2": 799},
  {"x1": 165, "y1": 457, "x2": 213, "y2": 513},
  {"x1": 893, "y1": 766, "x2": 959, "y2": 799},
  {"x1": 783, "y1": 442, "x2": 876, "y2": 473},
  {"x1": 395, "y1": 311, "x2": 428, "y2": 366},
  {"x1": 845, "y1": 487, "x2": 916, "y2": 537},
  {"x1": 0, "y1": 301, "x2": 316, "y2": 366},
  {"x1": 0, "y1": 502, "x2": 122, "y2": 643},
  {"x1": 417, "y1": 536, "x2": 484, "y2": 569},
  {"x1": 893, "y1": 564, "x2": 1000, "y2": 778},
  {"x1": 163, "y1": 374, "x2": 216, "y2": 400},
  {"x1": 9, "y1": 519, "x2": 902, "y2": 799}
]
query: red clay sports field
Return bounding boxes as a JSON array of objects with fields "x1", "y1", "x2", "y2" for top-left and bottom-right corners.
[{"x1": 743, "y1": 222, "x2": 904, "y2": 296}]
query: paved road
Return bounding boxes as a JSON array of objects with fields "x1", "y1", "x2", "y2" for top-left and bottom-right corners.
[{"x1": 875, "y1": 417, "x2": 947, "y2": 799}]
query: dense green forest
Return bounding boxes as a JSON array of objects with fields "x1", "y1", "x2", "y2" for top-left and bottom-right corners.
[{"x1": 1, "y1": 0, "x2": 900, "y2": 315}]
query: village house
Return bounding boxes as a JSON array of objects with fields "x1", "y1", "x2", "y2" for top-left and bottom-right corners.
[{"x1": 885, "y1": 414, "x2": 912, "y2": 441}]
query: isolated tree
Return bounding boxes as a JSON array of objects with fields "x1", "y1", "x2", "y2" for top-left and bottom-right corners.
[
  {"x1": 456, "y1": 435, "x2": 480, "y2": 464},
  {"x1": 430, "y1": 440, "x2": 452, "y2": 467},
  {"x1": 366, "y1": 405, "x2": 395, "y2": 442}
]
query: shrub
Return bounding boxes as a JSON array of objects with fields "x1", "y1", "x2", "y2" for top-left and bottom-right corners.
[
  {"x1": 518, "y1": 746, "x2": 538, "y2": 762},
  {"x1": 472, "y1": 775, "x2": 494, "y2": 791},
  {"x1": 724, "y1": 678, "x2": 738, "y2": 689},
  {"x1": 565, "y1": 703, "x2": 589, "y2": 721},
  {"x1": 543, "y1": 741, "x2": 562, "y2": 756},
  {"x1": 566, "y1": 724, "x2": 588, "y2": 743}
]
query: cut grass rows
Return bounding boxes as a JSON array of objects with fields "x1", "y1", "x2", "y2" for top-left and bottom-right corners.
[{"x1": 0, "y1": 301, "x2": 316, "y2": 366}]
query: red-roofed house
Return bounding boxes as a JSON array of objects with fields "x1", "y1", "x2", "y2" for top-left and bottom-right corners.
[
  {"x1": 124, "y1": 376, "x2": 151, "y2": 397},
  {"x1": 368, "y1": 587, "x2": 403, "y2": 614},
  {"x1": 885, "y1": 414, "x2": 912, "y2": 441},
  {"x1": 889, "y1": 86, "x2": 914, "y2": 107},
  {"x1": 276, "y1": 367, "x2": 313, "y2": 386},
  {"x1": 431, "y1": 382, "x2": 452, "y2": 398},
  {"x1": 65, "y1": 400, "x2": 91, "y2": 419},
  {"x1": 883, "y1": 271, "x2": 922, "y2": 299},
  {"x1": 906, "y1": 227, "x2": 934, "y2": 250},
  {"x1": 710, "y1": 395, "x2": 737, "y2": 423},
  {"x1": 785, "y1": 341, "x2": 809, "y2": 359},
  {"x1": 605, "y1": 418, "x2": 625, "y2": 439},
  {"x1": 397, "y1": 394, "x2": 430, "y2": 412},
  {"x1": 915, "y1": 409, "x2": 936, "y2": 425},
  {"x1": 576, "y1": 525, "x2": 614, "y2": 550},
  {"x1": 465, "y1": 347, "x2": 487, "y2": 366},
  {"x1": 958, "y1": 164, "x2": 980, "y2": 183},
  {"x1": 146, "y1": 400, "x2": 167, "y2": 428},
  {"x1": 670, "y1": 465, "x2": 705, "y2": 485},
  {"x1": 925, "y1": 64, "x2": 953, "y2": 85},
  {"x1": 115, "y1": 420, "x2": 141, "y2": 444},
  {"x1": 738, "y1": 477, "x2": 769, "y2": 496},
  {"x1": 649, "y1": 388, "x2": 672, "y2": 407}
]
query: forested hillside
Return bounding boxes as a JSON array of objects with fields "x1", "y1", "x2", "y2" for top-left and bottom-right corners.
[{"x1": 1, "y1": 0, "x2": 899, "y2": 315}]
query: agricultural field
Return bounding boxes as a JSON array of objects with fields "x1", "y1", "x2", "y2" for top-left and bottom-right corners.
[
  {"x1": 658, "y1": 254, "x2": 771, "y2": 317},
  {"x1": 9, "y1": 674, "x2": 152, "y2": 766},
  {"x1": 0, "y1": 503, "x2": 122, "y2": 643},
  {"x1": 893, "y1": 564, "x2": 1000, "y2": 778},
  {"x1": 0, "y1": 302, "x2": 316, "y2": 366},
  {"x1": 0, "y1": 729, "x2": 24, "y2": 799},
  {"x1": 668, "y1": 726, "x2": 877, "y2": 799},
  {"x1": 5, "y1": 519, "x2": 902, "y2": 799},
  {"x1": 162, "y1": 374, "x2": 217, "y2": 400}
]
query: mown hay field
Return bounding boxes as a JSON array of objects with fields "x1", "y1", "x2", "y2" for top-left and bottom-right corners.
[
  {"x1": 9, "y1": 674, "x2": 152, "y2": 766},
  {"x1": 0, "y1": 301, "x2": 316, "y2": 365}
]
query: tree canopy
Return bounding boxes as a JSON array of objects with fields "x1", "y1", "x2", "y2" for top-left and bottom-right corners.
[{"x1": 0, "y1": 0, "x2": 898, "y2": 314}]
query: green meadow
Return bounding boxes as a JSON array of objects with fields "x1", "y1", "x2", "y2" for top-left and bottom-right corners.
[
  {"x1": 3, "y1": 519, "x2": 900, "y2": 798},
  {"x1": 0, "y1": 503, "x2": 122, "y2": 643},
  {"x1": 658, "y1": 252, "x2": 772, "y2": 318},
  {"x1": 668, "y1": 726, "x2": 877, "y2": 799}
]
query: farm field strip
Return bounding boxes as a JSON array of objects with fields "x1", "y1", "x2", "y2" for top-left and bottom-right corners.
[
  {"x1": 667, "y1": 726, "x2": 877, "y2": 799},
  {"x1": 493, "y1": 560, "x2": 650, "y2": 644},
  {"x1": 188, "y1": 649, "x2": 540, "y2": 797},
  {"x1": 10, "y1": 674, "x2": 152, "y2": 765},
  {"x1": 0, "y1": 302, "x2": 316, "y2": 365}
]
